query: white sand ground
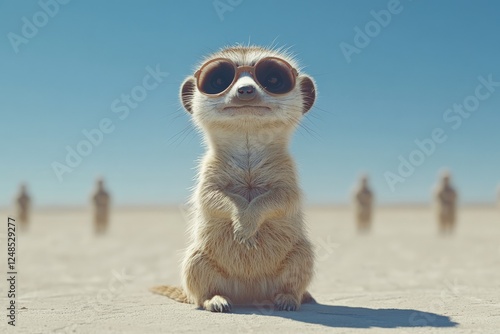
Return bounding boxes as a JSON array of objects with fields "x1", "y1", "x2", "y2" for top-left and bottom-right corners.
[{"x1": 1, "y1": 205, "x2": 499, "y2": 333}]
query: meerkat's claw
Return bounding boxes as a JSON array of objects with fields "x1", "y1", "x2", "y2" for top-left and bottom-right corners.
[
  {"x1": 243, "y1": 235, "x2": 258, "y2": 249},
  {"x1": 274, "y1": 293, "x2": 300, "y2": 311},
  {"x1": 233, "y1": 230, "x2": 258, "y2": 249},
  {"x1": 233, "y1": 223, "x2": 257, "y2": 244},
  {"x1": 204, "y1": 295, "x2": 232, "y2": 313}
]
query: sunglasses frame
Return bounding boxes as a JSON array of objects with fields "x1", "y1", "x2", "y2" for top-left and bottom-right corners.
[{"x1": 194, "y1": 56, "x2": 299, "y2": 97}]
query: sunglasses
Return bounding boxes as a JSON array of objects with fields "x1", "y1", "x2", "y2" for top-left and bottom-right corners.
[{"x1": 194, "y1": 57, "x2": 299, "y2": 97}]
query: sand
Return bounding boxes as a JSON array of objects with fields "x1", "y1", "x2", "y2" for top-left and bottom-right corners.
[{"x1": 1, "y1": 205, "x2": 499, "y2": 333}]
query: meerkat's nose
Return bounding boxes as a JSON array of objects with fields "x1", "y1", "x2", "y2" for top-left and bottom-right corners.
[{"x1": 237, "y1": 85, "x2": 256, "y2": 100}]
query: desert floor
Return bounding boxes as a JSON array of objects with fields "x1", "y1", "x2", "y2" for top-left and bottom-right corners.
[{"x1": 1, "y1": 206, "x2": 499, "y2": 334}]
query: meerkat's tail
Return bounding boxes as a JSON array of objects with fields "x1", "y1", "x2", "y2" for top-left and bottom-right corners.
[{"x1": 149, "y1": 285, "x2": 190, "y2": 304}]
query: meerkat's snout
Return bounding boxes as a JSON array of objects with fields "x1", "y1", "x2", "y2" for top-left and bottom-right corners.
[
  {"x1": 236, "y1": 83, "x2": 256, "y2": 101},
  {"x1": 230, "y1": 74, "x2": 261, "y2": 103}
]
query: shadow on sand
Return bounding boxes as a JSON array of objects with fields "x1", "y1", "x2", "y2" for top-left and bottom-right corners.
[{"x1": 234, "y1": 302, "x2": 458, "y2": 329}]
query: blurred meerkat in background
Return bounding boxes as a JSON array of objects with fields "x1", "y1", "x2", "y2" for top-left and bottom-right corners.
[
  {"x1": 497, "y1": 184, "x2": 500, "y2": 210},
  {"x1": 92, "y1": 178, "x2": 111, "y2": 234},
  {"x1": 353, "y1": 174, "x2": 374, "y2": 233},
  {"x1": 434, "y1": 170, "x2": 458, "y2": 235},
  {"x1": 16, "y1": 183, "x2": 31, "y2": 231}
]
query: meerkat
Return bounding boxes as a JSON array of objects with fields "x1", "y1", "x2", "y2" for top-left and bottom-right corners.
[
  {"x1": 92, "y1": 178, "x2": 111, "y2": 234},
  {"x1": 151, "y1": 45, "x2": 317, "y2": 312},
  {"x1": 16, "y1": 183, "x2": 31, "y2": 230},
  {"x1": 434, "y1": 171, "x2": 458, "y2": 235},
  {"x1": 497, "y1": 184, "x2": 500, "y2": 210},
  {"x1": 353, "y1": 174, "x2": 373, "y2": 233}
]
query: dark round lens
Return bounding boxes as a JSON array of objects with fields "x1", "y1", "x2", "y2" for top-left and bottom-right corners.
[
  {"x1": 255, "y1": 59, "x2": 294, "y2": 94},
  {"x1": 198, "y1": 60, "x2": 235, "y2": 95}
]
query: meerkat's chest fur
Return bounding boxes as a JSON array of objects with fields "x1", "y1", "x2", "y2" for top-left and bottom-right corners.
[
  {"x1": 222, "y1": 139, "x2": 273, "y2": 202},
  {"x1": 206, "y1": 130, "x2": 292, "y2": 202}
]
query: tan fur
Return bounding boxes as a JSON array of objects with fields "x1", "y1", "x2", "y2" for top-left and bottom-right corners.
[
  {"x1": 152, "y1": 45, "x2": 316, "y2": 312},
  {"x1": 149, "y1": 286, "x2": 189, "y2": 303}
]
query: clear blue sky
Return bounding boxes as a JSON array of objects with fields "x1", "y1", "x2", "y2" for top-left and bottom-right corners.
[{"x1": 1, "y1": 0, "x2": 499, "y2": 206}]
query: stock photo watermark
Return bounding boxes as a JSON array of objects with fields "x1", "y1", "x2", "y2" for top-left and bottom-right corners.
[
  {"x1": 86, "y1": 268, "x2": 135, "y2": 313},
  {"x1": 6, "y1": 218, "x2": 17, "y2": 327},
  {"x1": 213, "y1": 0, "x2": 244, "y2": 21},
  {"x1": 384, "y1": 74, "x2": 499, "y2": 192},
  {"x1": 50, "y1": 268, "x2": 135, "y2": 333},
  {"x1": 408, "y1": 278, "x2": 466, "y2": 327},
  {"x1": 7, "y1": 0, "x2": 72, "y2": 54},
  {"x1": 339, "y1": 0, "x2": 416, "y2": 64},
  {"x1": 316, "y1": 235, "x2": 340, "y2": 262},
  {"x1": 51, "y1": 64, "x2": 169, "y2": 182}
]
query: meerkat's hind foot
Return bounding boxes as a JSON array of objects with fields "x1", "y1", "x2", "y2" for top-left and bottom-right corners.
[
  {"x1": 203, "y1": 295, "x2": 232, "y2": 313},
  {"x1": 302, "y1": 291, "x2": 316, "y2": 304},
  {"x1": 274, "y1": 293, "x2": 300, "y2": 311}
]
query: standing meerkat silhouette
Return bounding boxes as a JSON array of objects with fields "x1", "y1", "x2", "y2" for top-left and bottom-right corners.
[
  {"x1": 434, "y1": 171, "x2": 458, "y2": 235},
  {"x1": 497, "y1": 184, "x2": 500, "y2": 210},
  {"x1": 92, "y1": 178, "x2": 110, "y2": 234},
  {"x1": 151, "y1": 45, "x2": 317, "y2": 312},
  {"x1": 353, "y1": 174, "x2": 374, "y2": 233},
  {"x1": 16, "y1": 183, "x2": 31, "y2": 231}
]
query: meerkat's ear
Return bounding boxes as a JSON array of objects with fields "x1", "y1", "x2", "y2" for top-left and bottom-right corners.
[
  {"x1": 300, "y1": 76, "x2": 316, "y2": 114},
  {"x1": 180, "y1": 77, "x2": 196, "y2": 114}
]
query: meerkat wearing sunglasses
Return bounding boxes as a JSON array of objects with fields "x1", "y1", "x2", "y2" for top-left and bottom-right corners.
[{"x1": 151, "y1": 45, "x2": 317, "y2": 313}]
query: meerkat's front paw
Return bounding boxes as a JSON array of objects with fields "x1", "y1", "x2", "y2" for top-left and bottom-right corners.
[
  {"x1": 203, "y1": 295, "x2": 232, "y2": 313},
  {"x1": 233, "y1": 222, "x2": 258, "y2": 248}
]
